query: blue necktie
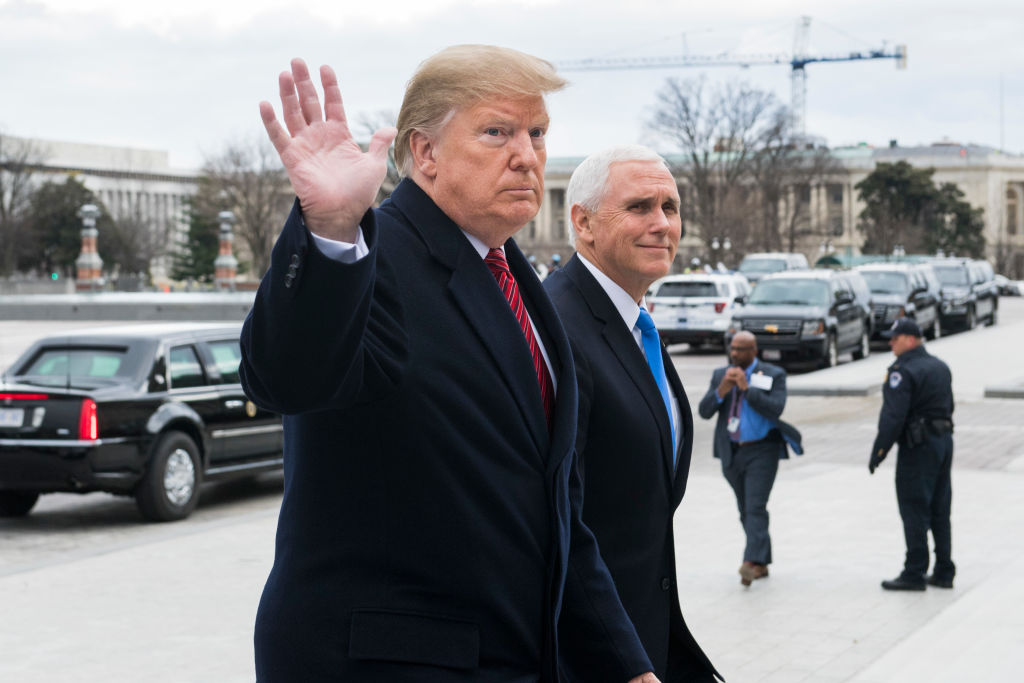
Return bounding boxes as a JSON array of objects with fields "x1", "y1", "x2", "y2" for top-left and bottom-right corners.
[{"x1": 636, "y1": 309, "x2": 676, "y2": 466}]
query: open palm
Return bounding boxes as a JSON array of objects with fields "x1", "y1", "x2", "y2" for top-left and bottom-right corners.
[{"x1": 260, "y1": 59, "x2": 397, "y2": 242}]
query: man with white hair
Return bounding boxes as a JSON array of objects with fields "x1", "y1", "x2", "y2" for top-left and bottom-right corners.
[{"x1": 545, "y1": 145, "x2": 720, "y2": 682}]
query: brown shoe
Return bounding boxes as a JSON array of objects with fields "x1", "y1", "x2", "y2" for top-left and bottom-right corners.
[{"x1": 739, "y1": 562, "x2": 768, "y2": 586}]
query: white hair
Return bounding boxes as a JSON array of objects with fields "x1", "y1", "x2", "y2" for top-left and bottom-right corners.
[{"x1": 565, "y1": 144, "x2": 670, "y2": 246}]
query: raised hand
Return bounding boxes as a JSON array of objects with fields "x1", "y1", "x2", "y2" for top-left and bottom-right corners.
[{"x1": 260, "y1": 59, "x2": 398, "y2": 242}]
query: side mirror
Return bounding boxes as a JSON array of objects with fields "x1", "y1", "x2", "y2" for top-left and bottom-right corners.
[
  {"x1": 835, "y1": 291, "x2": 854, "y2": 305},
  {"x1": 734, "y1": 295, "x2": 748, "y2": 305}
]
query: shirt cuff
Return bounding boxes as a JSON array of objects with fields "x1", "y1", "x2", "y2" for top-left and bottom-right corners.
[
  {"x1": 715, "y1": 392, "x2": 724, "y2": 404},
  {"x1": 309, "y1": 225, "x2": 369, "y2": 263}
]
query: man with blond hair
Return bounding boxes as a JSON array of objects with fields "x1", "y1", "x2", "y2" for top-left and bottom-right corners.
[{"x1": 241, "y1": 46, "x2": 658, "y2": 682}]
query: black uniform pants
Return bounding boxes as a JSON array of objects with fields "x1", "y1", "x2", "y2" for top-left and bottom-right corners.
[
  {"x1": 723, "y1": 440, "x2": 779, "y2": 565},
  {"x1": 895, "y1": 433, "x2": 955, "y2": 581}
]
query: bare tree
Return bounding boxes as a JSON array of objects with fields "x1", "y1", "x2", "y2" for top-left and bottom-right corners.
[
  {"x1": 0, "y1": 133, "x2": 45, "y2": 275},
  {"x1": 647, "y1": 77, "x2": 778, "y2": 260},
  {"x1": 356, "y1": 110, "x2": 400, "y2": 205},
  {"x1": 201, "y1": 137, "x2": 291, "y2": 277},
  {"x1": 749, "y1": 111, "x2": 845, "y2": 253}
]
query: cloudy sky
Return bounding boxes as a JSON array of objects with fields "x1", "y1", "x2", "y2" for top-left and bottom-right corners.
[{"x1": 1, "y1": 0, "x2": 1021, "y2": 170}]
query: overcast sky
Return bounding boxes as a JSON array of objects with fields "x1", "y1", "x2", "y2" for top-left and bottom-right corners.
[{"x1": 2, "y1": 0, "x2": 1022, "y2": 170}]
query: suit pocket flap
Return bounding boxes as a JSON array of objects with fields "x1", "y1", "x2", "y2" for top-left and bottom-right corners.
[{"x1": 349, "y1": 609, "x2": 480, "y2": 670}]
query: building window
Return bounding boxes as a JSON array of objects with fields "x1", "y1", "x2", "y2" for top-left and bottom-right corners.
[
  {"x1": 1007, "y1": 189, "x2": 1018, "y2": 236},
  {"x1": 829, "y1": 184, "x2": 843, "y2": 205},
  {"x1": 831, "y1": 215, "x2": 844, "y2": 236}
]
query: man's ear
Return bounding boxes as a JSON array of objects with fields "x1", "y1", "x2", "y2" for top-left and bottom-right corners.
[
  {"x1": 570, "y1": 204, "x2": 593, "y2": 246},
  {"x1": 409, "y1": 130, "x2": 438, "y2": 179}
]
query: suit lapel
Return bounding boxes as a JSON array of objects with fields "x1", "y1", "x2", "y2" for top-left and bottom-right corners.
[
  {"x1": 664, "y1": 354, "x2": 694, "y2": 503},
  {"x1": 564, "y1": 256, "x2": 675, "y2": 488},
  {"x1": 389, "y1": 180, "x2": 549, "y2": 460}
]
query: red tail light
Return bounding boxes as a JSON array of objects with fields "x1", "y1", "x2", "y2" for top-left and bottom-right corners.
[
  {"x1": 714, "y1": 302, "x2": 727, "y2": 313},
  {"x1": 78, "y1": 399, "x2": 98, "y2": 441},
  {"x1": 648, "y1": 302, "x2": 655, "y2": 313},
  {"x1": 0, "y1": 393, "x2": 49, "y2": 400}
]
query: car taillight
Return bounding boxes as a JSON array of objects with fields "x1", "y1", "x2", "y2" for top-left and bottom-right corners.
[
  {"x1": 714, "y1": 302, "x2": 727, "y2": 313},
  {"x1": 648, "y1": 302, "x2": 655, "y2": 313},
  {"x1": 0, "y1": 393, "x2": 49, "y2": 400},
  {"x1": 78, "y1": 399, "x2": 98, "y2": 441}
]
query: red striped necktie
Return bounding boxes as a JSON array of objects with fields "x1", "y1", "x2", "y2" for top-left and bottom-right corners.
[{"x1": 485, "y1": 248, "x2": 555, "y2": 427}]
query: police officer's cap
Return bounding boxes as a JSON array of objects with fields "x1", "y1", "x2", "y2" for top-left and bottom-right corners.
[{"x1": 880, "y1": 317, "x2": 922, "y2": 339}]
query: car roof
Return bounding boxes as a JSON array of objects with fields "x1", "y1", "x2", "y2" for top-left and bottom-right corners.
[
  {"x1": 32, "y1": 322, "x2": 242, "y2": 344},
  {"x1": 760, "y1": 268, "x2": 844, "y2": 282},
  {"x1": 655, "y1": 273, "x2": 743, "y2": 283},
  {"x1": 856, "y1": 263, "x2": 920, "y2": 272}
]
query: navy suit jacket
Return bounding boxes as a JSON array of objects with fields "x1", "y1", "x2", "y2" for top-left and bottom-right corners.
[
  {"x1": 697, "y1": 361, "x2": 802, "y2": 469},
  {"x1": 545, "y1": 255, "x2": 720, "y2": 682},
  {"x1": 240, "y1": 179, "x2": 650, "y2": 682}
]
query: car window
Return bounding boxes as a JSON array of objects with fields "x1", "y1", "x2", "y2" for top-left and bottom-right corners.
[
  {"x1": 739, "y1": 258, "x2": 787, "y2": 275},
  {"x1": 861, "y1": 271, "x2": 909, "y2": 294},
  {"x1": 20, "y1": 347, "x2": 130, "y2": 381},
  {"x1": 749, "y1": 279, "x2": 829, "y2": 306},
  {"x1": 169, "y1": 345, "x2": 207, "y2": 389},
  {"x1": 656, "y1": 281, "x2": 720, "y2": 297},
  {"x1": 932, "y1": 265, "x2": 968, "y2": 287},
  {"x1": 207, "y1": 340, "x2": 242, "y2": 384}
]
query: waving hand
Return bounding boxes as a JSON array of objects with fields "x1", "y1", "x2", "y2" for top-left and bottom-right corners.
[{"x1": 260, "y1": 59, "x2": 397, "y2": 242}]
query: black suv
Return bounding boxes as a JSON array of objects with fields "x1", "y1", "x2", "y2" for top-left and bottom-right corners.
[
  {"x1": 727, "y1": 269, "x2": 872, "y2": 368},
  {"x1": 930, "y1": 258, "x2": 998, "y2": 330},
  {"x1": 856, "y1": 263, "x2": 942, "y2": 340}
]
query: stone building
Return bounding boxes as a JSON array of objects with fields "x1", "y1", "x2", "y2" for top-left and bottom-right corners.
[
  {"x1": 519, "y1": 143, "x2": 1024, "y2": 278},
  {"x1": 7, "y1": 136, "x2": 199, "y2": 284}
]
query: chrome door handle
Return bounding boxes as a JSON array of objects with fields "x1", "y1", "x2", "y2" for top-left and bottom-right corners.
[{"x1": 224, "y1": 400, "x2": 244, "y2": 409}]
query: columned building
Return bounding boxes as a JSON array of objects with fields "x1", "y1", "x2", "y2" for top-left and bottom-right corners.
[
  {"x1": 10, "y1": 136, "x2": 200, "y2": 284},
  {"x1": 524, "y1": 143, "x2": 1024, "y2": 278}
]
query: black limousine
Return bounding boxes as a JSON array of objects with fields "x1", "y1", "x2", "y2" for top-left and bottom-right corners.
[{"x1": 0, "y1": 323, "x2": 282, "y2": 521}]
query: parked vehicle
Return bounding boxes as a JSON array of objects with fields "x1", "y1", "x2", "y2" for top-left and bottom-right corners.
[
  {"x1": 736, "y1": 252, "x2": 809, "y2": 284},
  {"x1": 993, "y1": 274, "x2": 1022, "y2": 296},
  {"x1": 0, "y1": 323, "x2": 282, "y2": 521},
  {"x1": 649, "y1": 273, "x2": 751, "y2": 347},
  {"x1": 930, "y1": 258, "x2": 998, "y2": 329},
  {"x1": 727, "y1": 269, "x2": 871, "y2": 368},
  {"x1": 856, "y1": 262, "x2": 942, "y2": 340}
]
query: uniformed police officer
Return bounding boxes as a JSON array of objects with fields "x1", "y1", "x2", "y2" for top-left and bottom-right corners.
[{"x1": 869, "y1": 317, "x2": 956, "y2": 591}]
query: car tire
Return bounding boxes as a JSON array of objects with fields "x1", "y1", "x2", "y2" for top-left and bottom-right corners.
[
  {"x1": 136, "y1": 431, "x2": 202, "y2": 522},
  {"x1": 966, "y1": 306, "x2": 976, "y2": 330},
  {"x1": 0, "y1": 491, "x2": 39, "y2": 517},
  {"x1": 821, "y1": 333, "x2": 839, "y2": 368},
  {"x1": 987, "y1": 305, "x2": 998, "y2": 326},
  {"x1": 928, "y1": 316, "x2": 941, "y2": 340},
  {"x1": 852, "y1": 328, "x2": 870, "y2": 360}
]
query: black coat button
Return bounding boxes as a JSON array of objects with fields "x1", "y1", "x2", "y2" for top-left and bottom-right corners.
[{"x1": 661, "y1": 577, "x2": 671, "y2": 591}]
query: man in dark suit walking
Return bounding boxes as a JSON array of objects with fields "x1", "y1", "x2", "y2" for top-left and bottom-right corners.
[
  {"x1": 698, "y1": 332, "x2": 801, "y2": 586},
  {"x1": 545, "y1": 145, "x2": 719, "y2": 682},
  {"x1": 240, "y1": 47, "x2": 657, "y2": 682}
]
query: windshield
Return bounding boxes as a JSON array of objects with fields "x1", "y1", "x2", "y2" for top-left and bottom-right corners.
[
  {"x1": 17, "y1": 347, "x2": 131, "y2": 387},
  {"x1": 655, "y1": 281, "x2": 720, "y2": 297},
  {"x1": 861, "y1": 271, "x2": 910, "y2": 295},
  {"x1": 933, "y1": 266, "x2": 969, "y2": 287},
  {"x1": 749, "y1": 279, "x2": 829, "y2": 307},
  {"x1": 739, "y1": 258, "x2": 786, "y2": 274}
]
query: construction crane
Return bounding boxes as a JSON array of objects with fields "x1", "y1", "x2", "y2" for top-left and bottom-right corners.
[{"x1": 555, "y1": 16, "x2": 907, "y2": 138}]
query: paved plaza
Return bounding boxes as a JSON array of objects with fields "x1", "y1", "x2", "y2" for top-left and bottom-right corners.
[{"x1": 1, "y1": 300, "x2": 1023, "y2": 681}]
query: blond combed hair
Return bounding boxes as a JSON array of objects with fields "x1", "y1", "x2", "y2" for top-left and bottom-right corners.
[{"x1": 394, "y1": 45, "x2": 567, "y2": 176}]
